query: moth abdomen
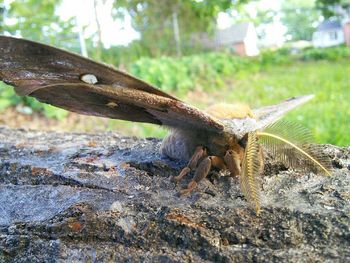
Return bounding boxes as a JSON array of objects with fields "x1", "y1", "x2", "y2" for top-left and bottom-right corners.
[{"x1": 160, "y1": 129, "x2": 202, "y2": 161}]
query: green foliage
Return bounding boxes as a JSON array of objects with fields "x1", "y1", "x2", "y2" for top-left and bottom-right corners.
[
  {"x1": 115, "y1": 0, "x2": 249, "y2": 56},
  {"x1": 40, "y1": 104, "x2": 68, "y2": 120},
  {"x1": 128, "y1": 52, "x2": 259, "y2": 95},
  {"x1": 258, "y1": 45, "x2": 350, "y2": 67},
  {"x1": 281, "y1": 0, "x2": 321, "y2": 41},
  {"x1": 0, "y1": 82, "x2": 67, "y2": 120},
  {"x1": 315, "y1": 0, "x2": 350, "y2": 18},
  {"x1": 98, "y1": 41, "x2": 151, "y2": 66},
  {"x1": 301, "y1": 46, "x2": 350, "y2": 61},
  {"x1": 3, "y1": 0, "x2": 79, "y2": 49},
  {"x1": 0, "y1": 83, "x2": 20, "y2": 110},
  {"x1": 259, "y1": 48, "x2": 293, "y2": 67}
]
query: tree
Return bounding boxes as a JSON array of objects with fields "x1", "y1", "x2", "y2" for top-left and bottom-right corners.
[
  {"x1": 0, "y1": 2, "x2": 4, "y2": 34},
  {"x1": 281, "y1": 0, "x2": 321, "y2": 41},
  {"x1": 3, "y1": 0, "x2": 79, "y2": 51},
  {"x1": 315, "y1": 0, "x2": 350, "y2": 18},
  {"x1": 114, "y1": 0, "x2": 250, "y2": 56}
]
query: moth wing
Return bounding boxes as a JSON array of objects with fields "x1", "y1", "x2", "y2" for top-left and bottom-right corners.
[
  {"x1": 0, "y1": 36, "x2": 224, "y2": 132},
  {"x1": 221, "y1": 95, "x2": 314, "y2": 139},
  {"x1": 253, "y1": 94, "x2": 315, "y2": 128},
  {"x1": 29, "y1": 84, "x2": 224, "y2": 131},
  {"x1": 0, "y1": 36, "x2": 175, "y2": 99}
]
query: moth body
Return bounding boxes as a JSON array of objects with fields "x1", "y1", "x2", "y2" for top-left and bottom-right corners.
[
  {"x1": 161, "y1": 102, "x2": 252, "y2": 161},
  {"x1": 161, "y1": 102, "x2": 254, "y2": 194}
]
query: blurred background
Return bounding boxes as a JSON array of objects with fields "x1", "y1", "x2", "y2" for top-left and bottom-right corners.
[{"x1": 0, "y1": 0, "x2": 349, "y2": 146}]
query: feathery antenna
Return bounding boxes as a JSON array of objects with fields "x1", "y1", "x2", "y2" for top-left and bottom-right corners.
[
  {"x1": 240, "y1": 132, "x2": 262, "y2": 215},
  {"x1": 257, "y1": 120, "x2": 332, "y2": 176},
  {"x1": 241, "y1": 120, "x2": 332, "y2": 215}
]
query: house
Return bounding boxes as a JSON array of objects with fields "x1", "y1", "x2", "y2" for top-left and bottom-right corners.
[
  {"x1": 312, "y1": 20, "x2": 348, "y2": 48},
  {"x1": 194, "y1": 22, "x2": 260, "y2": 56},
  {"x1": 214, "y1": 22, "x2": 260, "y2": 56},
  {"x1": 344, "y1": 21, "x2": 350, "y2": 46}
]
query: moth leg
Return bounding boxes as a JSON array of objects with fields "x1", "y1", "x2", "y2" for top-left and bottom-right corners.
[
  {"x1": 224, "y1": 149, "x2": 242, "y2": 177},
  {"x1": 179, "y1": 156, "x2": 225, "y2": 195},
  {"x1": 171, "y1": 146, "x2": 207, "y2": 183}
]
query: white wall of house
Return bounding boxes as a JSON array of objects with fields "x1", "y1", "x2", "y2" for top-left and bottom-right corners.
[
  {"x1": 312, "y1": 29, "x2": 345, "y2": 48},
  {"x1": 243, "y1": 23, "x2": 260, "y2": 56}
]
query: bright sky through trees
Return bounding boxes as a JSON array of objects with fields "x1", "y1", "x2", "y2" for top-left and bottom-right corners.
[
  {"x1": 57, "y1": 0, "x2": 140, "y2": 47},
  {"x1": 57, "y1": 0, "x2": 286, "y2": 47}
]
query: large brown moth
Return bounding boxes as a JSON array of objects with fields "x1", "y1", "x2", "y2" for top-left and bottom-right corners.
[{"x1": 0, "y1": 36, "x2": 332, "y2": 214}]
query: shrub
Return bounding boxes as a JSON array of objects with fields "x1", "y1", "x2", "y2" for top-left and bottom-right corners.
[
  {"x1": 0, "y1": 82, "x2": 68, "y2": 120},
  {"x1": 301, "y1": 46, "x2": 350, "y2": 61},
  {"x1": 128, "y1": 52, "x2": 260, "y2": 94},
  {"x1": 259, "y1": 48, "x2": 293, "y2": 67}
]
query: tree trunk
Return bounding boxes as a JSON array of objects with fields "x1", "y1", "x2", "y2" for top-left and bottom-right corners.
[
  {"x1": 0, "y1": 127, "x2": 349, "y2": 262},
  {"x1": 75, "y1": 15, "x2": 88, "y2": 57},
  {"x1": 172, "y1": 11, "x2": 182, "y2": 56},
  {"x1": 93, "y1": 0, "x2": 103, "y2": 60}
]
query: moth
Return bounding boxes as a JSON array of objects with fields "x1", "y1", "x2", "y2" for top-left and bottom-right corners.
[{"x1": 0, "y1": 36, "x2": 332, "y2": 214}]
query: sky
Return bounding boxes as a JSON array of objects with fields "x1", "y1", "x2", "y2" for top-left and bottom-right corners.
[
  {"x1": 57, "y1": 0, "x2": 287, "y2": 48},
  {"x1": 57, "y1": 0, "x2": 140, "y2": 47}
]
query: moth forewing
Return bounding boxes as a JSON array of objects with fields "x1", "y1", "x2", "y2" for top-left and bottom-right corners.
[
  {"x1": 0, "y1": 36, "x2": 177, "y2": 99},
  {"x1": 0, "y1": 36, "x2": 224, "y2": 133}
]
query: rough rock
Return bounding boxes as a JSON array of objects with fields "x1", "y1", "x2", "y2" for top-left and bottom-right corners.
[{"x1": 0, "y1": 126, "x2": 349, "y2": 262}]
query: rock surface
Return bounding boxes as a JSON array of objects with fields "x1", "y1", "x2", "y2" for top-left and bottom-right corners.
[{"x1": 0, "y1": 126, "x2": 349, "y2": 262}]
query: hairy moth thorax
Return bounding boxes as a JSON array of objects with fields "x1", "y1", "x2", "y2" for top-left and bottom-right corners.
[{"x1": 205, "y1": 102, "x2": 254, "y2": 119}]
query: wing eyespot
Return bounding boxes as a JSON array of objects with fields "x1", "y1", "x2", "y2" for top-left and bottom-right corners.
[
  {"x1": 80, "y1": 74, "x2": 98, "y2": 84},
  {"x1": 106, "y1": 101, "x2": 119, "y2": 108}
]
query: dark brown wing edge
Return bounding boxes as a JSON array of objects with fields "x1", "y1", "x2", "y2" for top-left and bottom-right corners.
[
  {"x1": 0, "y1": 35, "x2": 177, "y2": 100},
  {"x1": 29, "y1": 83, "x2": 224, "y2": 132}
]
